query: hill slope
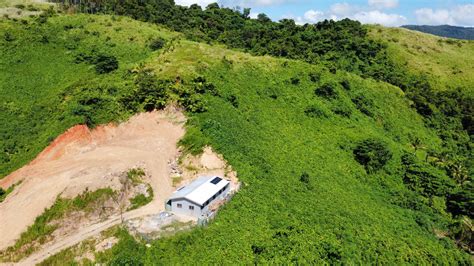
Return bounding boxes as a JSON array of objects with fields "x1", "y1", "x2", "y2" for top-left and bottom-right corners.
[
  {"x1": 0, "y1": 3, "x2": 473, "y2": 264},
  {"x1": 402, "y1": 25, "x2": 474, "y2": 40},
  {"x1": 369, "y1": 26, "x2": 474, "y2": 92},
  {"x1": 0, "y1": 13, "x2": 177, "y2": 177}
]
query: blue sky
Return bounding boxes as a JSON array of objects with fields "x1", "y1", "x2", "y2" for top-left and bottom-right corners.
[{"x1": 175, "y1": 0, "x2": 474, "y2": 27}]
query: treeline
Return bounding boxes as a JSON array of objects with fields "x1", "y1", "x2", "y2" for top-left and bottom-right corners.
[{"x1": 52, "y1": 0, "x2": 389, "y2": 76}]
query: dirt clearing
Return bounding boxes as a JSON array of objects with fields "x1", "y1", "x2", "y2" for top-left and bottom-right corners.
[{"x1": 0, "y1": 108, "x2": 185, "y2": 251}]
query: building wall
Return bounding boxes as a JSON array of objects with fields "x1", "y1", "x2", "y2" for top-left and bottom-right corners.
[
  {"x1": 168, "y1": 183, "x2": 231, "y2": 218},
  {"x1": 169, "y1": 199, "x2": 203, "y2": 217}
]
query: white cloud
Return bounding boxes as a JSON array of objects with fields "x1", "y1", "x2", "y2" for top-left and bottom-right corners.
[
  {"x1": 330, "y1": 2, "x2": 354, "y2": 16},
  {"x1": 249, "y1": 12, "x2": 259, "y2": 19},
  {"x1": 415, "y1": 8, "x2": 454, "y2": 25},
  {"x1": 303, "y1": 9, "x2": 325, "y2": 23},
  {"x1": 354, "y1": 10, "x2": 406, "y2": 26},
  {"x1": 292, "y1": 2, "x2": 406, "y2": 27},
  {"x1": 451, "y1": 4, "x2": 474, "y2": 26},
  {"x1": 415, "y1": 4, "x2": 474, "y2": 26},
  {"x1": 368, "y1": 0, "x2": 398, "y2": 9}
]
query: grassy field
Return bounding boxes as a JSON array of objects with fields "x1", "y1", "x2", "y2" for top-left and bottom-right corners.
[
  {"x1": 369, "y1": 26, "x2": 474, "y2": 92},
  {"x1": 0, "y1": 8, "x2": 472, "y2": 264}
]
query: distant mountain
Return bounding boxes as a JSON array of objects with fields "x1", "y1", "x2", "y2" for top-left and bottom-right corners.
[{"x1": 402, "y1": 25, "x2": 474, "y2": 40}]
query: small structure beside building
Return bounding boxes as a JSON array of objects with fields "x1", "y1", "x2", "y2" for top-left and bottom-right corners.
[{"x1": 165, "y1": 176, "x2": 231, "y2": 218}]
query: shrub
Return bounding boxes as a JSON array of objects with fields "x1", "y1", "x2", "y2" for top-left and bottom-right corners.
[
  {"x1": 308, "y1": 72, "x2": 321, "y2": 83},
  {"x1": 353, "y1": 139, "x2": 392, "y2": 173},
  {"x1": 351, "y1": 95, "x2": 374, "y2": 116},
  {"x1": 300, "y1": 172, "x2": 310, "y2": 184},
  {"x1": 447, "y1": 183, "x2": 473, "y2": 217},
  {"x1": 340, "y1": 79, "x2": 351, "y2": 90},
  {"x1": 4, "y1": 32, "x2": 15, "y2": 42},
  {"x1": 304, "y1": 105, "x2": 328, "y2": 118},
  {"x1": 149, "y1": 37, "x2": 166, "y2": 51},
  {"x1": 315, "y1": 83, "x2": 338, "y2": 99},
  {"x1": 290, "y1": 77, "x2": 300, "y2": 85},
  {"x1": 94, "y1": 55, "x2": 119, "y2": 74},
  {"x1": 332, "y1": 102, "x2": 352, "y2": 117},
  {"x1": 125, "y1": 69, "x2": 169, "y2": 111}
]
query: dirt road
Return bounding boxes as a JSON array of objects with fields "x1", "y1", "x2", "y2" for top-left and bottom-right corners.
[{"x1": 14, "y1": 203, "x2": 156, "y2": 266}]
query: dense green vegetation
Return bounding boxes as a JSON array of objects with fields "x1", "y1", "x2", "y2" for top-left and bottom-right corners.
[
  {"x1": 402, "y1": 25, "x2": 474, "y2": 40},
  {"x1": 0, "y1": 188, "x2": 115, "y2": 262},
  {"x1": 0, "y1": 1, "x2": 472, "y2": 263}
]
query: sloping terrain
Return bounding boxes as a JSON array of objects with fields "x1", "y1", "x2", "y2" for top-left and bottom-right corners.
[
  {"x1": 0, "y1": 110, "x2": 185, "y2": 251},
  {"x1": 369, "y1": 26, "x2": 474, "y2": 91},
  {"x1": 0, "y1": 3, "x2": 472, "y2": 265},
  {"x1": 0, "y1": 13, "x2": 177, "y2": 178}
]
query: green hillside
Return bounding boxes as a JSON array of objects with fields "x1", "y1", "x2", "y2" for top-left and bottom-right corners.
[
  {"x1": 369, "y1": 26, "x2": 474, "y2": 91},
  {"x1": 0, "y1": 13, "x2": 176, "y2": 177},
  {"x1": 1, "y1": 2, "x2": 473, "y2": 264}
]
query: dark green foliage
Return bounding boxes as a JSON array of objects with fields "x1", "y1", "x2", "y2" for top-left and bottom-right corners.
[
  {"x1": 447, "y1": 183, "x2": 474, "y2": 217},
  {"x1": 149, "y1": 37, "x2": 166, "y2": 51},
  {"x1": 309, "y1": 72, "x2": 321, "y2": 83},
  {"x1": 401, "y1": 153, "x2": 454, "y2": 199},
  {"x1": 332, "y1": 102, "x2": 352, "y2": 117},
  {"x1": 178, "y1": 90, "x2": 207, "y2": 113},
  {"x1": 124, "y1": 69, "x2": 169, "y2": 111},
  {"x1": 449, "y1": 218, "x2": 474, "y2": 252},
  {"x1": 290, "y1": 77, "x2": 300, "y2": 85},
  {"x1": 315, "y1": 83, "x2": 338, "y2": 99},
  {"x1": 192, "y1": 76, "x2": 218, "y2": 96},
  {"x1": 351, "y1": 94, "x2": 374, "y2": 116},
  {"x1": 4, "y1": 32, "x2": 15, "y2": 42},
  {"x1": 299, "y1": 172, "x2": 310, "y2": 184},
  {"x1": 304, "y1": 105, "x2": 328, "y2": 118},
  {"x1": 353, "y1": 139, "x2": 392, "y2": 173},
  {"x1": 75, "y1": 52, "x2": 119, "y2": 74},
  {"x1": 340, "y1": 79, "x2": 351, "y2": 91},
  {"x1": 94, "y1": 54, "x2": 118, "y2": 74}
]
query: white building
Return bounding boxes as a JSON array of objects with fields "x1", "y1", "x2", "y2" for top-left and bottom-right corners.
[{"x1": 165, "y1": 176, "x2": 230, "y2": 218}]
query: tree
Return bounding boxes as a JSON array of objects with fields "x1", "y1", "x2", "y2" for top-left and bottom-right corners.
[
  {"x1": 149, "y1": 37, "x2": 166, "y2": 51},
  {"x1": 315, "y1": 83, "x2": 338, "y2": 99},
  {"x1": 242, "y1": 8, "x2": 250, "y2": 18},
  {"x1": 94, "y1": 54, "x2": 119, "y2": 74},
  {"x1": 447, "y1": 182, "x2": 474, "y2": 217},
  {"x1": 353, "y1": 139, "x2": 392, "y2": 173}
]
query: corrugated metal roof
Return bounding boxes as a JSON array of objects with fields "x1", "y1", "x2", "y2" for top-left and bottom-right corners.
[{"x1": 169, "y1": 176, "x2": 229, "y2": 206}]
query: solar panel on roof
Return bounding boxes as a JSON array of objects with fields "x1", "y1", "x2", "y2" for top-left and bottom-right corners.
[{"x1": 210, "y1": 177, "x2": 222, "y2": 185}]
